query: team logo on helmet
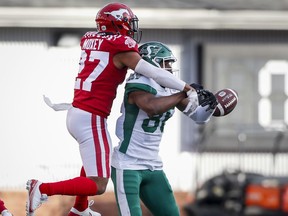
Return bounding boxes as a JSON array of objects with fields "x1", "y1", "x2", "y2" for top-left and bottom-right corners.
[
  {"x1": 141, "y1": 45, "x2": 161, "y2": 58},
  {"x1": 104, "y1": 9, "x2": 130, "y2": 21}
]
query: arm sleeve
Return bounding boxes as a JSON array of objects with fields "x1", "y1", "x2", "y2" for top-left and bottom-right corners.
[{"x1": 134, "y1": 59, "x2": 186, "y2": 91}]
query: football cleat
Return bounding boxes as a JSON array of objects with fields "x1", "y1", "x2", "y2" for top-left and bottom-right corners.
[
  {"x1": 1, "y1": 210, "x2": 13, "y2": 216},
  {"x1": 68, "y1": 200, "x2": 101, "y2": 216},
  {"x1": 26, "y1": 179, "x2": 48, "y2": 216}
]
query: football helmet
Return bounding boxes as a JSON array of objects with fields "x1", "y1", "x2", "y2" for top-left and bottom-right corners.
[
  {"x1": 139, "y1": 41, "x2": 177, "y2": 72},
  {"x1": 95, "y1": 2, "x2": 141, "y2": 42}
]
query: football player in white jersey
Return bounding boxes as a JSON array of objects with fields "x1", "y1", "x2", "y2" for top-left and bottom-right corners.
[{"x1": 111, "y1": 41, "x2": 218, "y2": 216}]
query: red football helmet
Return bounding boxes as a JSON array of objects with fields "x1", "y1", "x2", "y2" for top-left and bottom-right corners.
[{"x1": 95, "y1": 2, "x2": 142, "y2": 42}]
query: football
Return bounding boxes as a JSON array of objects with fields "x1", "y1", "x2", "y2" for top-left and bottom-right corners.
[{"x1": 213, "y1": 88, "x2": 238, "y2": 117}]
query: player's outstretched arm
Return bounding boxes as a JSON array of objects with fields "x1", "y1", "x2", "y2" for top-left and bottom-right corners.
[
  {"x1": 129, "y1": 90, "x2": 187, "y2": 118},
  {"x1": 177, "y1": 98, "x2": 215, "y2": 124},
  {"x1": 177, "y1": 84, "x2": 218, "y2": 124},
  {"x1": 114, "y1": 51, "x2": 193, "y2": 93}
]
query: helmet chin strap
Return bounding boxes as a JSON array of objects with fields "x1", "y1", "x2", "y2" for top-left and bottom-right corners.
[{"x1": 111, "y1": 21, "x2": 121, "y2": 35}]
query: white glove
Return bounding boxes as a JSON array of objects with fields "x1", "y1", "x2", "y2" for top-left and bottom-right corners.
[
  {"x1": 190, "y1": 105, "x2": 214, "y2": 124},
  {"x1": 182, "y1": 89, "x2": 199, "y2": 118},
  {"x1": 43, "y1": 95, "x2": 72, "y2": 111},
  {"x1": 186, "y1": 89, "x2": 199, "y2": 108}
]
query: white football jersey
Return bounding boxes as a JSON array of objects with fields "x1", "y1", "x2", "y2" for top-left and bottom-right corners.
[{"x1": 112, "y1": 73, "x2": 175, "y2": 171}]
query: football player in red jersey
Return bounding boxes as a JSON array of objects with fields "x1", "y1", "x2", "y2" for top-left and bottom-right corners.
[
  {"x1": 26, "y1": 2, "x2": 198, "y2": 216},
  {"x1": 0, "y1": 198, "x2": 13, "y2": 216}
]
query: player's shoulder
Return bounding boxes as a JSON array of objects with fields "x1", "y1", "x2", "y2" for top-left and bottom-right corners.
[
  {"x1": 110, "y1": 35, "x2": 138, "y2": 51},
  {"x1": 82, "y1": 32, "x2": 136, "y2": 45},
  {"x1": 125, "y1": 73, "x2": 156, "y2": 94},
  {"x1": 126, "y1": 73, "x2": 151, "y2": 84},
  {"x1": 103, "y1": 35, "x2": 138, "y2": 52},
  {"x1": 82, "y1": 31, "x2": 98, "y2": 38}
]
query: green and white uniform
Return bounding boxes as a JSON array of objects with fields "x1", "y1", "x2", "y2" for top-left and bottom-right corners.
[
  {"x1": 111, "y1": 73, "x2": 179, "y2": 216},
  {"x1": 112, "y1": 73, "x2": 175, "y2": 170}
]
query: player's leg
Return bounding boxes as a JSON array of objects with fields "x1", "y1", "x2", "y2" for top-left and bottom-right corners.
[
  {"x1": 69, "y1": 167, "x2": 88, "y2": 211},
  {"x1": 0, "y1": 198, "x2": 13, "y2": 216},
  {"x1": 67, "y1": 166, "x2": 102, "y2": 216},
  {"x1": 67, "y1": 107, "x2": 111, "y2": 192},
  {"x1": 27, "y1": 107, "x2": 110, "y2": 215},
  {"x1": 67, "y1": 108, "x2": 111, "y2": 215},
  {"x1": 0, "y1": 199, "x2": 6, "y2": 213},
  {"x1": 140, "y1": 170, "x2": 179, "y2": 216},
  {"x1": 111, "y1": 167, "x2": 142, "y2": 216}
]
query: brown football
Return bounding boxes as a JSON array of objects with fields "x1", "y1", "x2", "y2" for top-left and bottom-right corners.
[{"x1": 213, "y1": 88, "x2": 238, "y2": 117}]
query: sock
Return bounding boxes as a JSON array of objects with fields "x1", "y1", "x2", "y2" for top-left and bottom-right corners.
[
  {"x1": 73, "y1": 167, "x2": 89, "y2": 211},
  {"x1": 0, "y1": 199, "x2": 7, "y2": 212},
  {"x1": 39, "y1": 176, "x2": 98, "y2": 196}
]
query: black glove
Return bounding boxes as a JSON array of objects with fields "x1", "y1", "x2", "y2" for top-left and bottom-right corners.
[
  {"x1": 190, "y1": 83, "x2": 203, "y2": 92},
  {"x1": 190, "y1": 83, "x2": 206, "y2": 104},
  {"x1": 190, "y1": 83, "x2": 218, "y2": 110},
  {"x1": 190, "y1": 83, "x2": 206, "y2": 105},
  {"x1": 200, "y1": 90, "x2": 218, "y2": 110}
]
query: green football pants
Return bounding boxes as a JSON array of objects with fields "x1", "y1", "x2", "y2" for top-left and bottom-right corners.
[{"x1": 111, "y1": 167, "x2": 179, "y2": 216}]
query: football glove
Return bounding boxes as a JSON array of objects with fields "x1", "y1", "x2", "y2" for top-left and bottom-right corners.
[
  {"x1": 190, "y1": 83, "x2": 218, "y2": 111},
  {"x1": 190, "y1": 83, "x2": 206, "y2": 106},
  {"x1": 190, "y1": 83, "x2": 203, "y2": 92},
  {"x1": 188, "y1": 104, "x2": 214, "y2": 124},
  {"x1": 186, "y1": 89, "x2": 199, "y2": 109},
  {"x1": 199, "y1": 90, "x2": 218, "y2": 111}
]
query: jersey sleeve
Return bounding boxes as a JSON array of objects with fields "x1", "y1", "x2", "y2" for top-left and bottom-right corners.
[
  {"x1": 112, "y1": 36, "x2": 139, "y2": 53},
  {"x1": 125, "y1": 74, "x2": 157, "y2": 95}
]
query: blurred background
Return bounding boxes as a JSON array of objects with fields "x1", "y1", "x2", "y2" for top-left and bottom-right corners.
[{"x1": 0, "y1": 0, "x2": 288, "y2": 215}]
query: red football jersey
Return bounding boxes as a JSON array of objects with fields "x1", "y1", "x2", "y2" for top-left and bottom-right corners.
[{"x1": 72, "y1": 31, "x2": 138, "y2": 118}]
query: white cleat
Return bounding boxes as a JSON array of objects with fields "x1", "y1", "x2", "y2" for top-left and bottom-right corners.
[
  {"x1": 68, "y1": 200, "x2": 101, "y2": 216},
  {"x1": 26, "y1": 179, "x2": 48, "y2": 216},
  {"x1": 1, "y1": 210, "x2": 13, "y2": 216}
]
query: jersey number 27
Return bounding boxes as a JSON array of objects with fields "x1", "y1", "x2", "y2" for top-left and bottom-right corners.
[{"x1": 74, "y1": 50, "x2": 109, "y2": 91}]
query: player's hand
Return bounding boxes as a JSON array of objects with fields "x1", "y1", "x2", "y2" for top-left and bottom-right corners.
[
  {"x1": 190, "y1": 83, "x2": 206, "y2": 105},
  {"x1": 190, "y1": 83, "x2": 203, "y2": 92},
  {"x1": 188, "y1": 83, "x2": 203, "y2": 100},
  {"x1": 199, "y1": 90, "x2": 218, "y2": 111},
  {"x1": 186, "y1": 88, "x2": 199, "y2": 108},
  {"x1": 190, "y1": 83, "x2": 218, "y2": 110}
]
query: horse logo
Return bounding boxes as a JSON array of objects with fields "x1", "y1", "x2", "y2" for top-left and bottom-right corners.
[{"x1": 104, "y1": 9, "x2": 130, "y2": 21}]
